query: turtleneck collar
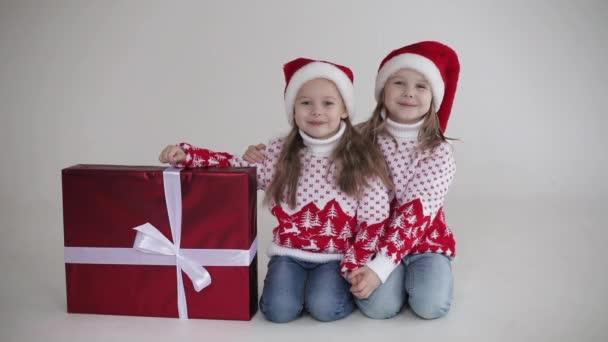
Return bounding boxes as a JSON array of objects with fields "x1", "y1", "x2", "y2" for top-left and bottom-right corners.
[
  {"x1": 381, "y1": 109, "x2": 422, "y2": 139},
  {"x1": 299, "y1": 121, "x2": 346, "y2": 155}
]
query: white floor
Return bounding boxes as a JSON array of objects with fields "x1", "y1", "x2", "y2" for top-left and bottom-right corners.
[{"x1": 1, "y1": 196, "x2": 606, "y2": 342}]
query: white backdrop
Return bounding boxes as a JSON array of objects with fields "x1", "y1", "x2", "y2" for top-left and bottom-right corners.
[{"x1": 1, "y1": 1, "x2": 606, "y2": 341}]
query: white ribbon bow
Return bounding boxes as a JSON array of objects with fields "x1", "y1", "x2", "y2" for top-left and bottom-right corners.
[
  {"x1": 132, "y1": 222, "x2": 212, "y2": 292},
  {"x1": 132, "y1": 167, "x2": 206, "y2": 319}
]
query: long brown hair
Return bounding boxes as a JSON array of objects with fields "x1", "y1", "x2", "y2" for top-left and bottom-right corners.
[
  {"x1": 359, "y1": 89, "x2": 452, "y2": 151},
  {"x1": 265, "y1": 118, "x2": 393, "y2": 208}
]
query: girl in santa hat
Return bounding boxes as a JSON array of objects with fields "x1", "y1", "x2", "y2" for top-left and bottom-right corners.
[
  {"x1": 159, "y1": 58, "x2": 392, "y2": 323},
  {"x1": 346, "y1": 41, "x2": 460, "y2": 320},
  {"x1": 243, "y1": 41, "x2": 461, "y2": 320}
]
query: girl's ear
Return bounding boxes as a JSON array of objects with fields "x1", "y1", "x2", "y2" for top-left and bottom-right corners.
[{"x1": 341, "y1": 112, "x2": 348, "y2": 119}]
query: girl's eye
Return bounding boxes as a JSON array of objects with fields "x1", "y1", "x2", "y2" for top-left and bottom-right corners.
[
  {"x1": 416, "y1": 84, "x2": 427, "y2": 89},
  {"x1": 323, "y1": 101, "x2": 334, "y2": 106},
  {"x1": 300, "y1": 101, "x2": 311, "y2": 105},
  {"x1": 394, "y1": 81, "x2": 405, "y2": 86}
]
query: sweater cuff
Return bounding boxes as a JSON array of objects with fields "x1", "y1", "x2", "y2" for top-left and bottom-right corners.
[
  {"x1": 176, "y1": 142, "x2": 193, "y2": 168},
  {"x1": 366, "y1": 253, "x2": 399, "y2": 283}
]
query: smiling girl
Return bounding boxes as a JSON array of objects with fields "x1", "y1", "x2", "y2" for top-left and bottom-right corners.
[{"x1": 158, "y1": 58, "x2": 392, "y2": 323}]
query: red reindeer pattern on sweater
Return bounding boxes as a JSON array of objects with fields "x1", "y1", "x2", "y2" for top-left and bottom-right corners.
[{"x1": 177, "y1": 137, "x2": 390, "y2": 273}]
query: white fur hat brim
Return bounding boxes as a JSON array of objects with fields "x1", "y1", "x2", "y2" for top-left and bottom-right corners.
[
  {"x1": 284, "y1": 61, "x2": 355, "y2": 125},
  {"x1": 375, "y1": 53, "x2": 444, "y2": 112}
]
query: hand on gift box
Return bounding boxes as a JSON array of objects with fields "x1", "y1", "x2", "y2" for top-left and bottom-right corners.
[
  {"x1": 159, "y1": 145, "x2": 187, "y2": 165},
  {"x1": 242, "y1": 143, "x2": 266, "y2": 163},
  {"x1": 347, "y1": 266, "x2": 381, "y2": 299}
]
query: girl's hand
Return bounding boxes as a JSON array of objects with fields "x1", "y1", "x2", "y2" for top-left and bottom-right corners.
[
  {"x1": 159, "y1": 145, "x2": 186, "y2": 165},
  {"x1": 345, "y1": 271, "x2": 363, "y2": 285},
  {"x1": 242, "y1": 143, "x2": 266, "y2": 163},
  {"x1": 347, "y1": 266, "x2": 381, "y2": 299}
]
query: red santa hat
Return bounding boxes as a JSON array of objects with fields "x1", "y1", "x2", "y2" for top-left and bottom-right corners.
[
  {"x1": 375, "y1": 41, "x2": 460, "y2": 132},
  {"x1": 283, "y1": 58, "x2": 355, "y2": 125}
]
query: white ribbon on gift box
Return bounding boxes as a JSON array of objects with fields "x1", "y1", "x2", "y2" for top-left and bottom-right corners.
[{"x1": 64, "y1": 167, "x2": 257, "y2": 319}]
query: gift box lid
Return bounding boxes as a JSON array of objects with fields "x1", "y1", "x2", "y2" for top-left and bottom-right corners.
[{"x1": 62, "y1": 164, "x2": 257, "y2": 250}]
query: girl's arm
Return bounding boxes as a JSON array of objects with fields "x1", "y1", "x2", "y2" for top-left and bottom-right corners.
[
  {"x1": 340, "y1": 176, "x2": 390, "y2": 275},
  {"x1": 172, "y1": 139, "x2": 283, "y2": 191},
  {"x1": 367, "y1": 142, "x2": 456, "y2": 283}
]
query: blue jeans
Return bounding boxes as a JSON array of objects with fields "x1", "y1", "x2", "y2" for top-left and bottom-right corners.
[
  {"x1": 260, "y1": 255, "x2": 355, "y2": 323},
  {"x1": 356, "y1": 253, "x2": 453, "y2": 320}
]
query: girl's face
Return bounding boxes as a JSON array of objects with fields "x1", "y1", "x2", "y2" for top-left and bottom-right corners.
[
  {"x1": 383, "y1": 68, "x2": 432, "y2": 124},
  {"x1": 293, "y1": 78, "x2": 348, "y2": 139}
]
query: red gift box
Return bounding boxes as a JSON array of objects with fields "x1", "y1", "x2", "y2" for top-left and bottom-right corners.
[{"x1": 62, "y1": 165, "x2": 258, "y2": 320}]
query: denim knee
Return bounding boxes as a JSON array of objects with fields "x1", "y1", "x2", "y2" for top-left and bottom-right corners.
[
  {"x1": 260, "y1": 295, "x2": 303, "y2": 323},
  {"x1": 306, "y1": 294, "x2": 354, "y2": 322},
  {"x1": 408, "y1": 294, "x2": 452, "y2": 319},
  {"x1": 355, "y1": 262, "x2": 406, "y2": 319},
  {"x1": 356, "y1": 297, "x2": 402, "y2": 319},
  {"x1": 304, "y1": 260, "x2": 354, "y2": 322},
  {"x1": 404, "y1": 253, "x2": 453, "y2": 320}
]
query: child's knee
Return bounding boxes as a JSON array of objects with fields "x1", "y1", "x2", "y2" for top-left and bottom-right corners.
[
  {"x1": 260, "y1": 295, "x2": 303, "y2": 323},
  {"x1": 356, "y1": 297, "x2": 402, "y2": 319},
  {"x1": 408, "y1": 294, "x2": 452, "y2": 319},
  {"x1": 306, "y1": 295, "x2": 354, "y2": 322}
]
